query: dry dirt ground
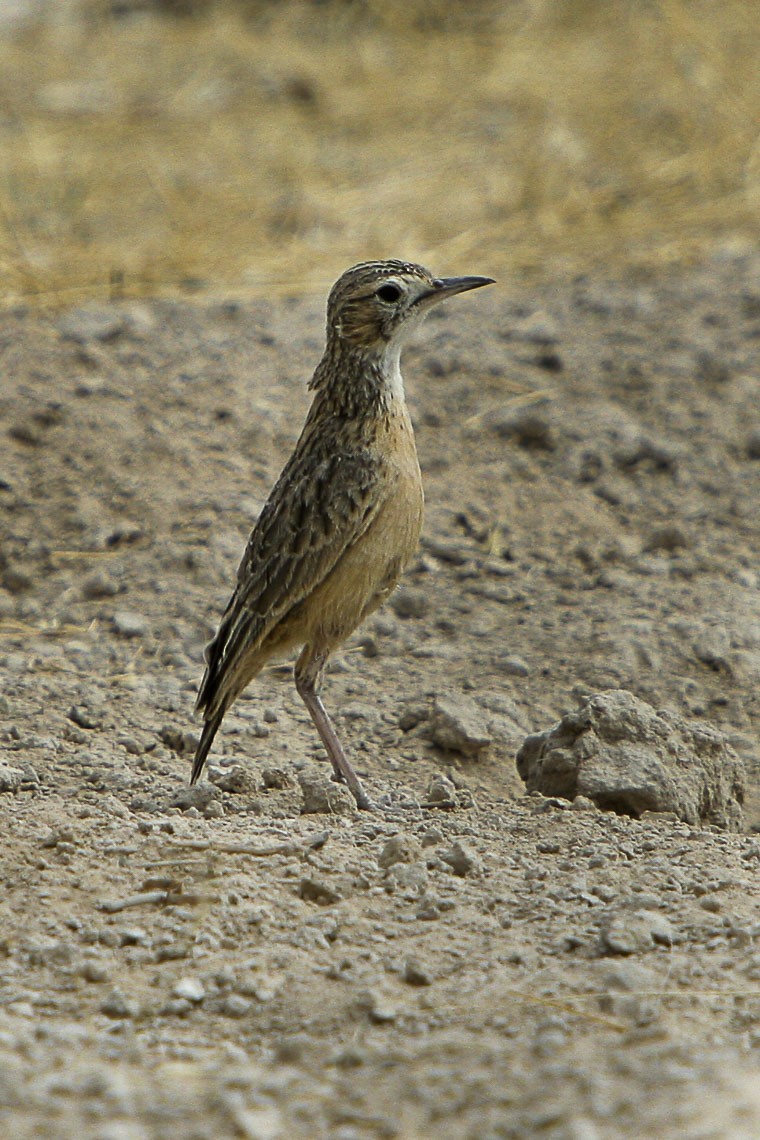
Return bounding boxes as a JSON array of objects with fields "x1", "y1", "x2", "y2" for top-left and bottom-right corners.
[{"x1": 2, "y1": 249, "x2": 760, "y2": 1138}]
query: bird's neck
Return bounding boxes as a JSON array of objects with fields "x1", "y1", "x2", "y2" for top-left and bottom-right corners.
[{"x1": 309, "y1": 339, "x2": 407, "y2": 420}]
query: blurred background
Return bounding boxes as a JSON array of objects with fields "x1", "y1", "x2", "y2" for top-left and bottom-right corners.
[{"x1": 0, "y1": 0, "x2": 757, "y2": 305}]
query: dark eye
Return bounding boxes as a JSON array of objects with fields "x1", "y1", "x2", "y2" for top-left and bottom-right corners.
[{"x1": 376, "y1": 283, "x2": 401, "y2": 303}]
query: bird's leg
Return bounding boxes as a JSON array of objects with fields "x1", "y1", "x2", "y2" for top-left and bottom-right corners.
[{"x1": 294, "y1": 648, "x2": 373, "y2": 811}]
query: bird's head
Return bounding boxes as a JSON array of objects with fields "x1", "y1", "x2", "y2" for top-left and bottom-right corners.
[{"x1": 325, "y1": 259, "x2": 494, "y2": 357}]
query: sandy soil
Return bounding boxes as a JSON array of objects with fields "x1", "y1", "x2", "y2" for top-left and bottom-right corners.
[{"x1": 1, "y1": 249, "x2": 760, "y2": 1138}]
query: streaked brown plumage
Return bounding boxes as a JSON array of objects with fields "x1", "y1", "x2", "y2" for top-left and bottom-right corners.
[{"x1": 191, "y1": 259, "x2": 494, "y2": 809}]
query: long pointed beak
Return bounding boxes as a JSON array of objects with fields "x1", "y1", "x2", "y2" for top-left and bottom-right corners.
[
  {"x1": 433, "y1": 275, "x2": 495, "y2": 298},
  {"x1": 417, "y1": 275, "x2": 495, "y2": 312}
]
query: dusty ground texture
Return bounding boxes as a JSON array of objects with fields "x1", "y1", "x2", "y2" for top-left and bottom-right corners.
[{"x1": 2, "y1": 250, "x2": 760, "y2": 1138}]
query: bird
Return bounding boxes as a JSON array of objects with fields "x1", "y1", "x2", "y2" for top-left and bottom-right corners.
[{"x1": 191, "y1": 259, "x2": 494, "y2": 809}]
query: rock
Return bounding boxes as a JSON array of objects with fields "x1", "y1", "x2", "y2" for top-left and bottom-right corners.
[
  {"x1": 57, "y1": 303, "x2": 128, "y2": 343},
  {"x1": 298, "y1": 770, "x2": 356, "y2": 814},
  {"x1": 219, "y1": 994, "x2": 252, "y2": 1018},
  {"x1": 516, "y1": 689, "x2": 745, "y2": 830},
  {"x1": 428, "y1": 693, "x2": 491, "y2": 757},
  {"x1": 173, "y1": 977, "x2": 205, "y2": 1003},
  {"x1": 390, "y1": 588, "x2": 429, "y2": 618},
  {"x1": 599, "y1": 908, "x2": 676, "y2": 956},
  {"x1": 210, "y1": 765, "x2": 259, "y2": 794},
  {"x1": 403, "y1": 957, "x2": 433, "y2": 986},
  {"x1": 100, "y1": 989, "x2": 138, "y2": 1019},
  {"x1": 111, "y1": 610, "x2": 149, "y2": 638},
  {"x1": 298, "y1": 877, "x2": 342, "y2": 906},
  {"x1": 482, "y1": 402, "x2": 556, "y2": 450},
  {"x1": 423, "y1": 773, "x2": 458, "y2": 808},
  {"x1": 0, "y1": 764, "x2": 25, "y2": 793},
  {"x1": 438, "y1": 840, "x2": 481, "y2": 877},
  {"x1": 377, "y1": 834, "x2": 423, "y2": 869},
  {"x1": 171, "y1": 784, "x2": 220, "y2": 812}
]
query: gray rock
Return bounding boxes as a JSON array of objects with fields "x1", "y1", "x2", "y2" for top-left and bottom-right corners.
[
  {"x1": 0, "y1": 764, "x2": 25, "y2": 793},
  {"x1": 171, "y1": 784, "x2": 220, "y2": 812},
  {"x1": 100, "y1": 989, "x2": 138, "y2": 1019},
  {"x1": 599, "y1": 908, "x2": 675, "y2": 956},
  {"x1": 390, "y1": 588, "x2": 429, "y2": 619},
  {"x1": 111, "y1": 610, "x2": 149, "y2": 638},
  {"x1": 299, "y1": 770, "x2": 356, "y2": 815},
  {"x1": 210, "y1": 764, "x2": 259, "y2": 794},
  {"x1": 403, "y1": 956, "x2": 433, "y2": 986},
  {"x1": 173, "y1": 976, "x2": 205, "y2": 1003},
  {"x1": 428, "y1": 693, "x2": 491, "y2": 757},
  {"x1": 57, "y1": 303, "x2": 128, "y2": 343},
  {"x1": 438, "y1": 840, "x2": 481, "y2": 877},
  {"x1": 378, "y1": 834, "x2": 423, "y2": 869},
  {"x1": 219, "y1": 994, "x2": 252, "y2": 1018},
  {"x1": 516, "y1": 689, "x2": 745, "y2": 830}
]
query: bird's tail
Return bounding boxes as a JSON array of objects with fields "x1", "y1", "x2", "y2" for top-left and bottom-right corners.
[{"x1": 190, "y1": 713, "x2": 223, "y2": 785}]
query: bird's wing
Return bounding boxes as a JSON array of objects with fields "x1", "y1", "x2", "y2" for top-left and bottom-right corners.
[{"x1": 195, "y1": 443, "x2": 387, "y2": 717}]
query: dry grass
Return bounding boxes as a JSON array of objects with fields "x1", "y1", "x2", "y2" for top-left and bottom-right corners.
[{"x1": 0, "y1": 0, "x2": 757, "y2": 305}]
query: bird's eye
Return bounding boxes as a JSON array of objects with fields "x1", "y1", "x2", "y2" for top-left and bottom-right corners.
[{"x1": 376, "y1": 283, "x2": 402, "y2": 303}]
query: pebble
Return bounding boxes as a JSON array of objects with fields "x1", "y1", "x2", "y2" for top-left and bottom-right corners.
[
  {"x1": 390, "y1": 588, "x2": 430, "y2": 619},
  {"x1": 220, "y1": 994, "x2": 252, "y2": 1018},
  {"x1": 599, "y1": 909, "x2": 676, "y2": 955},
  {"x1": 491, "y1": 653, "x2": 530, "y2": 677},
  {"x1": 111, "y1": 610, "x2": 149, "y2": 638},
  {"x1": 298, "y1": 877, "x2": 342, "y2": 906},
  {"x1": 423, "y1": 773, "x2": 458, "y2": 809},
  {"x1": 0, "y1": 764, "x2": 25, "y2": 793},
  {"x1": 377, "y1": 834, "x2": 423, "y2": 868},
  {"x1": 438, "y1": 841, "x2": 481, "y2": 877},
  {"x1": 81, "y1": 570, "x2": 121, "y2": 599},
  {"x1": 210, "y1": 764, "x2": 259, "y2": 794},
  {"x1": 100, "y1": 990, "x2": 139, "y2": 1019},
  {"x1": 403, "y1": 956, "x2": 433, "y2": 986},
  {"x1": 173, "y1": 976, "x2": 205, "y2": 1003},
  {"x1": 428, "y1": 693, "x2": 491, "y2": 757},
  {"x1": 298, "y1": 770, "x2": 355, "y2": 815},
  {"x1": 171, "y1": 784, "x2": 220, "y2": 812},
  {"x1": 57, "y1": 303, "x2": 128, "y2": 343}
]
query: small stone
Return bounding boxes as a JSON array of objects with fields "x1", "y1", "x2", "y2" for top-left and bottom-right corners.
[
  {"x1": 100, "y1": 989, "x2": 138, "y2": 1019},
  {"x1": 439, "y1": 840, "x2": 480, "y2": 877},
  {"x1": 644, "y1": 524, "x2": 690, "y2": 553},
  {"x1": 261, "y1": 765, "x2": 293, "y2": 789},
  {"x1": 423, "y1": 773, "x2": 458, "y2": 809},
  {"x1": 403, "y1": 957, "x2": 433, "y2": 986},
  {"x1": 171, "y1": 784, "x2": 220, "y2": 812},
  {"x1": 220, "y1": 994, "x2": 252, "y2": 1018},
  {"x1": 68, "y1": 704, "x2": 103, "y2": 730},
  {"x1": 111, "y1": 610, "x2": 148, "y2": 638},
  {"x1": 298, "y1": 877, "x2": 342, "y2": 906},
  {"x1": 378, "y1": 834, "x2": 423, "y2": 869},
  {"x1": 599, "y1": 909, "x2": 675, "y2": 956},
  {"x1": 491, "y1": 653, "x2": 530, "y2": 677},
  {"x1": 356, "y1": 990, "x2": 397, "y2": 1024},
  {"x1": 79, "y1": 960, "x2": 109, "y2": 983},
  {"x1": 173, "y1": 976, "x2": 205, "y2": 1003},
  {"x1": 390, "y1": 589, "x2": 429, "y2": 618},
  {"x1": 210, "y1": 764, "x2": 258, "y2": 794},
  {"x1": 429, "y1": 693, "x2": 491, "y2": 757},
  {"x1": 299, "y1": 770, "x2": 355, "y2": 815},
  {"x1": 81, "y1": 570, "x2": 121, "y2": 599},
  {"x1": 0, "y1": 764, "x2": 25, "y2": 793},
  {"x1": 57, "y1": 304, "x2": 127, "y2": 343},
  {"x1": 695, "y1": 349, "x2": 730, "y2": 384}
]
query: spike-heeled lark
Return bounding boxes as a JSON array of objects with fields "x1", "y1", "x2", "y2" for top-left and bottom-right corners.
[{"x1": 191, "y1": 259, "x2": 494, "y2": 809}]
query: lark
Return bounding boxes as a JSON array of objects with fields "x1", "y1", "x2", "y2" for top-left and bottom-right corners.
[{"x1": 191, "y1": 259, "x2": 494, "y2": 809}]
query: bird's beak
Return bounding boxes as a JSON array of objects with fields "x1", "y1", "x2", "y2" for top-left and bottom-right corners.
[{"x1": 420, "y1": 275, "x2": 495, "y2": 307}]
